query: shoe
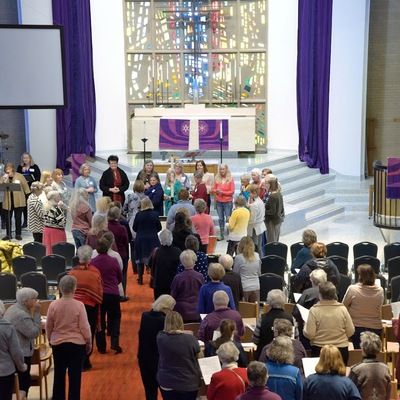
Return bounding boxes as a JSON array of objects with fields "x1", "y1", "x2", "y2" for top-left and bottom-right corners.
[
  {"x1": 111, "y1": 345, "x2": 123, "y2": 354},
  {"x1": 82, "y1": 362, "x2": 92, "y2": 371},
  {"x1": 137, "y1": 277, "x2": 143, "y2": 285},
  {"x1": 1, "y1": 236, "x2": 10, "y2": 241},
  {"x1": 119, "y1": 296, "x2": 129, "y2": 302},
  {"x1": 15, "y1": 235, "x2": 22, "y2": 241}
]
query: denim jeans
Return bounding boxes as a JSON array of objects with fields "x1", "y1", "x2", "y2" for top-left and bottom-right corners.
[
  {"x1": 72, "y1": 229, "x2": 87, "y2": 249},
  {"x1": 216, "y1": 201, "x2": 233, "y2": 235}
]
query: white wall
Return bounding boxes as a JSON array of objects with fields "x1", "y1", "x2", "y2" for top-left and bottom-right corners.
[
  {"x1": 19, "y1": 0, "x2": 57, "y2": 170},
  {"x1": 90, "y1": 0, "x2": 127, "y2": 151},
  {"x1": 267, "y1": 0, "x2": 299, "y2": 151},
  {"x1": 328, "y1": 0, "x2": 370, "y2": 176}
]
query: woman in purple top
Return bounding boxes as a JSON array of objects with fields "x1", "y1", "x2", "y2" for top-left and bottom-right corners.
[
  {"x1": 91, "y1": 236, "x2": 123, "y2": 354},
  {"x1": 170, "y1": 250, "x2": 204, "y2": 322}
]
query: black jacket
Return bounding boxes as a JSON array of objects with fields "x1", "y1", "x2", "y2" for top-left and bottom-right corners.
[{"x1": 99, "y1": 167, "x2": 130, "y2": 204}]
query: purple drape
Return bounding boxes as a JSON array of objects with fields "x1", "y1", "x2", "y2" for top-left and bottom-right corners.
[
  {"x1": 52, "y1": 0, "x2": 96, "y2": 172},
  {"x1": 296, "y1": 0, "x2": 333, "y2": 174}
]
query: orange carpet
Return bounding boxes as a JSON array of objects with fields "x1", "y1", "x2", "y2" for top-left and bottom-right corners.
[{"x1": 80, "y1": 265, "x2": 154, "y2": 400}]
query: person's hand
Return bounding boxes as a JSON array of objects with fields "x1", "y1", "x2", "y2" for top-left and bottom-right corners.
[
  {"x1": 114, "y1": 186, "x2": 120, "y2": 193},
  {"x1": 19, "y1": 363, "x2": 27, "y2": 372},
  {"x1": 86, "y1": 342, "x2": 92, "y2": 355},
  {"x1": 144, "y1": 183, "x2": 150, "y2": 189},
  {"x1": 87, "y1": 187, "x2": 94, "y2": 193}
]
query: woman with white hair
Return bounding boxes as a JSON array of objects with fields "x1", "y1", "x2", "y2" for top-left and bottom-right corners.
[
  {"x1": 170, "y1": 249, "x2": 204, "y2": 322},
  {"x1": 74, "y1": 163, "x2": 98, "y2": 213},
  {"x1": 252, "y1": 289, "x2": 293, "y2": 359},
  {"x1": 220, "y1": 254, "x2": 244, "y2": 309},
  {"x1": 86, "y1": 213, "x2": 117, "y2": 252},
  {"x1": 251, "y1": 168, "x2": 266, "y2": 199},
  {"x1": 0, "y1": 300, "x2": 26, "y2": 400},
  {"x1": 150, "y1": 229, "x2": 181, "y2": 299},
  {"x1": 4, "y1": 288, "x2": 41, "y2": 396},
  {"x1": 133, "y1": 197, "x2": 162, "y2": 285},
  {"x1": 70, "y1": 188, "x2": 93, "y2": 248},
  {"x1": 207, "y1": 341, "x2": 249, "y2": 400},
  {"x1": 27, "y1": 181, "x2": 45, "y2": 242},
  {"x1": 138, "y1": 294, "x2": 176, "y2": 400},
  {"x1": 42, "y1": 189, "x2": 67, "y2": 255},
  {"x1": 46, "y1": 275, "x2": 91, "y2": 400}
]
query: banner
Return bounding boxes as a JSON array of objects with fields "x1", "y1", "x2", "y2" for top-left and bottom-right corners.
[
  {"x1": 159, "y1": 119, "x2": 190, "y2": 150},
  {"x1": 198, "y1": 119, "x2": 229, "y2": 151},
  {"x1": 387, "y1": 157, "x2": 400, "y2": 199}
]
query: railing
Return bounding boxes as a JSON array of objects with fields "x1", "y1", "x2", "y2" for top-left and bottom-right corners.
[{"x1": 373, "y1": 160, "x2": 400, "y2": 229}]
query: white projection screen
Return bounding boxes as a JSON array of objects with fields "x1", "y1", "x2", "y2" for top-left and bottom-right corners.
[{"x1": 0, "y1": 25, "x2": 66, "y2": 108}]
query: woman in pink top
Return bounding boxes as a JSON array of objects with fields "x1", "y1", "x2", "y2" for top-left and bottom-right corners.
[
  {"x1": 70, "y1": 188, "x2": 93, "y2": 249},
  {"x1": 211, "y1": 164, "x2": 235, "y2": 240},
  {"x1": 191, "y1": 198, "x2": 215, "y2": 253},
  {"x1": 46, "y1": 275, "x2": 91, "y2": 400}
]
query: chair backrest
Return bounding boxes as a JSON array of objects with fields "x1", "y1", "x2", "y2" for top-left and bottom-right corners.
[
  {"x1": 22, "y1": 241, "x2": 46, "y2": 267},
  {"x1": 391, "y1": 275, "x2": 400, "y2": 304},
  {"x1": 353, "y1": 241, "x2": 378, "y2": 260},
  {"x1": 20, "y1": 272, "x2": 49, "y2": 300},
  {"x1": 381, "y1": 304, "x2": 393, "y2": 320},
  {"x1": 338, "y1": 274, "x2": 351, "y2": 302},
  {"x1": 52, "y1": 242, "x2": 76, "y2": 266},
  {"x1": 0, "y1": 273, "x2": 17, "y2": 301},
  {"x1": 388, "y1": 256, "x2": 400, "y2": 283},
  {"x1": 290, "y1": 242, "x2": 304, "y2": 263},
  {"x1": 240, "y1": 325, "x2": 254, "y2": 342},
  {"x1": 259, "y1": 273, "x2": 284, "y2": 301},
  {"x1": 183, "y1": 323, "x2": 200, "y2": 338},
  {"x1": 264, "y1": 242, "x2": 288, "y2": 263},
  {"x1": 238, "y1": 301, "x2": 258, "y2": 318},
  {"x1": 384, "y1": 242, "x2": 400, "y2": 267},
  {"x1": 326, "y1": 242, "x2": 349, "y2": 259},
  {"x1": 261, "y1": 255, "x2": 286, "y2": 277},
  {"x1": 283, "y1": 303, "x2": 295, "y2": 314},
  {"x1": 12, "y1": 255, "x2": 37, "y2": 281},
  {"x1": 328, "y1": 255, "x2": 348, "y2": 275},
  {"x1": 41, "y1": 255, "x2": 66, "y2": 283},
  {"x1": 354, "y1": 256, "x2": 381, "y2": 280},
  {"x1": 71, "y1": 255, "x2": 80, "y2": 268},
  {"x1": 39, "y1": 300, "x2": 53, "y2": 316}
]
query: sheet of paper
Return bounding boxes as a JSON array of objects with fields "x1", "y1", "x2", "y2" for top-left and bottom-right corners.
[
  {"x1": 293, "y1": 293, "x2": 302, "y2": 303},
  {"x1": 200, "y1": 314, "x2": 207, "y2": 320},
  {"x1": 375, "y1": 279, "x2": 381, "y2": 287},
  {"x1": 391, "y1": 302, "x2": 400, "y2": 318},
  {"x1": 296, "y1": 304, "x2": 310, "y2": 322},
  {"x1": 294, "y1": 268, "x2": 300, "y2": 274},
  {"x1": 212, "y1": 330, "x2": 221, "y2": 341},
  {"x1": 198, "y1": 356, "x2": 221, "y2": 385},
  {"x1": 302, "y1": 357, "x2": 319, "y2": 378}
]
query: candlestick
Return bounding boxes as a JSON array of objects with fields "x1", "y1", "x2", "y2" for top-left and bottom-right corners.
[
  {"x1": 143, "y1": 120, "x2": 146, "y2": 139},
  {"x1": 219, "y1": 120, "x2": 223, "y2": 140}
]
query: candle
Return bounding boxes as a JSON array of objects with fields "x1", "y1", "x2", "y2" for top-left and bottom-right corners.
[
  {"x1": 143, "y1": 121, "x2": 146, "y2": 138},
  {"x1": 219, "y1": 120, "x2": 223, "y2": 140},
  {"x1": 166, "y1": 63, "x2": 169, "y2": 81}
]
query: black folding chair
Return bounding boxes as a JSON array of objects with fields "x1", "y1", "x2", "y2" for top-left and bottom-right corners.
[
  {"x1": 354, "y1": 256, "x2": 380, "y2": 281},
  {"x1": 0, "y1": 273, "x2": 17, "y2": 302},
  {"x1": 391, "y1": 275, "x2": 400, "y2": 303},
  {"x1": 338, "y1": 274, "x2": 351, "y2": 302},
  {"x1": 52, "y1": 242, "x2": 76, "y2": 267},
  {"x1": 326, "y1": 242, "x2": 349, "y2": 260},
  {"x1": 261, "y1": 255, "x2": 286, "y2": 277},
  {"x1": 328, "y1": 255, "x2": 348, "y2": 275},
  {"x1": 22, "y1": 242, "x2": 46, "y2": 268},
  {"x1": 388, "y1": 256, "x2": 400, "y2": 285},
  {"x1": 290, "y1": 242, "x2": 304, "y2": 263},
  {"x1": 353, "y1": 241, "x2": 378, "y2": 260},
  {"x1": 20, "y1": 272, "x2": 55, "y2": 300},
  {"x1": 259, "y1": 273, "x2": 284, "y2": 301},
  {"x1": 12, "y1": 255, "x2": 37, "y2": 281},
  {"x1": 384, "y1": 242, "x2": 400, "y2": 272},
  {"x1": 41, "y1": 255, "x2": 66, "y2": 286},
  {"x1": 264, "y1": 242, "x2": 288, "y2": 264}
]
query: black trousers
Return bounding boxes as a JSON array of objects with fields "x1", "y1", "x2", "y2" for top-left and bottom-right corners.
[
  {"x1": 18, "y1": 356, "x2": 31, "y2": 394},
  {"x1": 0, "y1": 373, "x2": 14, "y2": 400},
  {"x1": 4, "y1": 207, "x2": 23, "y2": 237},
  {"x1": 32, "y1": 232, "x2": 43, "y2": 243},
  {"x1": 84, "y1": 304, "x2": 98, "y2": 367},
  {"x1": 96, "y1": 293, "x2": 121, "y2": 351},
  {"x1": 122, "y1": 256, "x2": 129, "y2": 295},
  {"x1": 52, "y1": 342, "x2": 85, "y2": 400},
  {"x1": 138, "y1": 359, "x2": 159, "y2": 400}
]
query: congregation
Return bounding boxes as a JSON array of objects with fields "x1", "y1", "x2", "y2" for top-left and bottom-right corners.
[{"x1": 0, "y1": 152, "x2": 398, "y2": 400}]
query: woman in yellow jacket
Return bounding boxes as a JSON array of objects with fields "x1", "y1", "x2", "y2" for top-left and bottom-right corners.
[{"x1": 226, "y1": 195, "x2": 250, "y2": 256}]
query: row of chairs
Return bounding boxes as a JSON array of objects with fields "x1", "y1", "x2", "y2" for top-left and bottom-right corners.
[{"x1": 22, "y1": 241, "x2": 76, "y2": 267}]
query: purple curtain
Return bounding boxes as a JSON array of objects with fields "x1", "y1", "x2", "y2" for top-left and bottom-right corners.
[
  {"x1": 52, "y1": 0, "x2": 96, "y2": 172},
  {"x1": 297, "y1": 0, "x2": 333, "y2": 174}
]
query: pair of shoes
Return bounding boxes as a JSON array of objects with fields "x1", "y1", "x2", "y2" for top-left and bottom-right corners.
[
  {"x1": 97, "y1": 348, "x2": 106, "y2": 354},
  {"x1": 137, "y1": 277, "x2": 143, "y2": 285},
  {"x1": 82, "y1": 363, "x2": 92, "y2": 371},
  {"x1": 15, "y1": 235, "x2": 22, "y2": 241},
  {"x1": 1, "y1": 236, "x2": 10, "y2": 241},
  {"x1": 119, "y1": 296, "x2": 129, "y2": 302},
  {"x1": 111, "y1": 345, "x2": 123, "y2": 354}
]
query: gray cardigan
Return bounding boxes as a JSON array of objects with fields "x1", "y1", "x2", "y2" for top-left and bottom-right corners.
[
  {"x1": 4, "y1": 304, "x2": 41, "y2": 357},
  {"x1": 0, "y1": 318, "x2": 26, "y2": 376}
]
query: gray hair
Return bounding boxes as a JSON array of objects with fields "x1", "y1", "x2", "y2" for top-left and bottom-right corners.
[
  {"x1": 219, "y1": 254, "x2": 234, "y2": 270},
  {"x1": 179, "y1": 249, "x2": 197, "y2": 269},
  {"x1": 108, "y1": 206, "x2": 121, "y2": 220},
  {"x1": 266, "y1": 335, "x2": 294, "y2": 364},
  {"x1": 31, "y1": 181, "x2": 43, "y2": 192},
  {"x1": 46, "y1": 190, "x2": 61, "y2": 203},
  {"x1": 247, "y1": 361, "x2": 268, "y2": 387},
  {"x1": 208, "y1": 263, "x2": 225, "y2": 281},
  {"x1": 193, "y1": 171, "x2": 204, "y2": 180},
  {"x1": 141, "y1": 197, "x2": 154, "y2": 211},
  {"x1": 194, "y1": 198, "x2": 207, "y2": 213},
  {"x1": 240, "y1": 173, "x2": 251, "y2": 183},
  {"x1": 273, "y1": 318, "x2": 294, "y2": 338},
  {"x1": 59, "y1": 275, "x2": 77, "y2": 295},
  {"x1": 234, "y1": 195, "x2": 247, "y2": 208},
  {"x1": 152, "y1": 294, "x2": 176, "y2": 312},
  {"x1": 77, "y1": 245, "x2": 93, "y2": 263},
  {"x1": 310, "y1": 268, "x2": 327, "y2": 287},
  {"x1": 216, "y1": 341, "x2": 240, "y2": 364},
  {"x1": 0, "y1": 300, "x2": 5, "y2": 317},
  {"x1": 213, "y1": 290, "x2": 229, "y2": 308},
  {"x1": 360, "y1": 331, "x2": 382, "y2": 358},
  {"x1": 159, "y1": 229, "x2": 173, "y2": 246},
  {"x1": 70, "y1": 188, "x2": 89, "y2": 218},
  {"x1": 319, "y1": 281, "x2": 337, "y2": 301},
  {"x1": 266, "y1": 289, "x2": 286, "y2": 309},
  {"x1": 251, "y1": 168, "x2": 262, "y2": 177},
  {"x1": 79, "y1": 163, "x2": 91, "y2": 175},
  {"x1": 90, "y1": 213, "x2": 108, "y2": 235},
  {"x1": 185, "y1": 235, "x2": 199, "y2": 252},
  {"x1": 16, "y1": 287, "x2": 38, "y2": 306}
]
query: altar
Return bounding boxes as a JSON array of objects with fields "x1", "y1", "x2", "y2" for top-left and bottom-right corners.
[{"x1": 130, "y1": 104, "x2": 256, "y2": 153}]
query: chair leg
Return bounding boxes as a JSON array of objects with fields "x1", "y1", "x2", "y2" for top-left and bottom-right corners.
[{"x1": 44, "y1": 375, "x2": 48, "y2": 400}]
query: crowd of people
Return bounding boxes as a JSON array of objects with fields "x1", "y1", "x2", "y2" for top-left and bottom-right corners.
[{"x1": 0, "y1": 153, "x2": 394, "y2": 400}]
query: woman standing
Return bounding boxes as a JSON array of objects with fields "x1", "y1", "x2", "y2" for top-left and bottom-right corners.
[
  {"x1": 138, "y1": 295, "x2": 176, "y2": 400},
  {"x1": 39, "y1": 171, "x2": 53, "y2": 207},
  {"x1": 46, "y1": 275, "x2": 91, "y2": 400},
  {"x1": 86, "y1": 213, "x2": 116, "y2": 251},
  {"x1": 136, "y1": 159, "x2": 158, "y2": 189},
  {"x1": 144, "y1": 173, "x2": 164, "y2": 216},
  {"x1": 191, "y1": 198, "x2": 215, "y2": 253},
  {"x1": 156, "y1": 311, "x2": 201, "y2": 400},
  {"x1": 342, "y1": 264, "x2": 384, "y2": 348},
  {"x1": 264, "y1": 176, "x2": 284, "y2": 243},
  {"x1": 70, "y1": 188, "x2": 93, "y2": 249},
  {"x1": 226, "y1": 196, "x2": 250, "y2": 256},
  {"x1": 163, "y1": 168, "x2": 181, "y2": 216},
  {"x1": 193, "y1": 160, "x2": 214, "y2": 206},
  {"x1": 0, "y1": 300, "x2": 26, "y2": 400},
  {"x1": 233, "y1": 236, "x2": 261, "y2": 303},
  {"x1": 27, "y1": 181, "x2": 45, "y2": 242},
  {"x1": 133, "y1": 198, "x2": 162, "y2": 285},
  {"x1": 4, "y1": 288, "x2": 41, "y2": 397},
  {"x1": 174, "y1": 162, "x2": 191, "y2": 190},
  {"x1": 74, "y1": 163, "x2": 98, "y2": 213},
  {"x1": 247, "y1": 184, "x2": 266, "y2": 256},
  {"x1": 211, "y1": 164, "x2": 235, "y2": 240},
  {"x1": 51, "y1": 168, "x2": 71, "y2": 206},
  {"x1": 303, "y1": 345, "x2": 361, "y2": 400},
  {"x1": 191, "y1": 172, "x2": 208, "y2": 213}
]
